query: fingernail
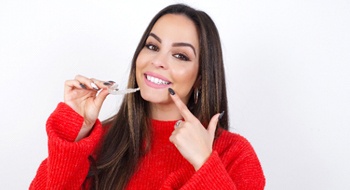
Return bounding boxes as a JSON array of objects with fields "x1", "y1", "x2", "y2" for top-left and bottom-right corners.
[
  {"x1": 168, "y1": 88, "x2": 175, "y2": 95},
  {"x1": 91, "y1": 82, "x2": 99, "y2": 90},
  {"x1": 103, "y1": 82, "x2": 112, "y2": 86},
  {"x1": 219, "y1": 111, "x2": 225, "y2": 120},
  {"x1": 108, "y1": 80, "x2": 115, "y2": 83},
  {"x1": 79, "y1": 83, "x2": 87, "y2": 89}
]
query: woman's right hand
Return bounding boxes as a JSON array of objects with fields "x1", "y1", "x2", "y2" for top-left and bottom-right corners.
[{"x1": 64, "y1": 75, "x2": 112, "y2": 141}]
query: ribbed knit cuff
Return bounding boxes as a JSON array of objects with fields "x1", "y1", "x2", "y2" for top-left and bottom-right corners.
[
  {"x1": 46, "y1": 102, "x2": 87, "y2": 142},
  {"x1": 43, "y1": 103, "x2": 104, "y2": 188},
  {"x1": 182, "y1": 151, "x2": 236, "y2": 190}
]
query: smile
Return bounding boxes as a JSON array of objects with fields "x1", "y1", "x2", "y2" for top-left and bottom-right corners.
[{"x1": 146, "y1": 74, "x2": 171, "y2": 85}]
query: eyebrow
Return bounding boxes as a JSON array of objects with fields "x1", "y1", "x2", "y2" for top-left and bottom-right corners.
[{"x1": 149, "y1": 33, "x2": 197, "y2": 56}]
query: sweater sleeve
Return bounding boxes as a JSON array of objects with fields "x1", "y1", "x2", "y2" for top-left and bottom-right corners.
[
  {"x1": 179, "y1": 134, "x2": 266, "y2": 190},
  {"x1": 160, "y1": 132, "x2": 265, "y2": 190},
  {"x1": 29, "y1": 102, "x2": 104, "y2": 190}
]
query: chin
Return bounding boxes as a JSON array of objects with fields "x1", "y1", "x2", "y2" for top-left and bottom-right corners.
[{"x1": 140, "y1": 88, "x2": 169, "y2": 104}]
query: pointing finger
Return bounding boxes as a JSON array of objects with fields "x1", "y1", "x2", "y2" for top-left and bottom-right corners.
[
  {"x1": 207, "y1": 111, "x2": 225, "y2": 138},
  {"x1": 168, "y1": 88, "x2": 196, "y2": 122}
]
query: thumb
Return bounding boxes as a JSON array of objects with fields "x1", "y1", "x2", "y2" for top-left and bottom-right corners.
[
  {"x1": 95, "y1": 88, "x2": 110, "y2": 108},
  {"x1": 207, "y1": 111, "x2": 225, "y2": 138}
]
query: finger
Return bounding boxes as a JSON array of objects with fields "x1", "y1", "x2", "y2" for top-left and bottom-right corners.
[
  {"x1": 74, "y1": 75, "x2": 98, "y2": 90},
  {"x1": 168, "y1": 88, "x2": 196, "y2": 122},
  {"x1": 94, "y1": 88, "x2": 110, "y2": 108},
  {"x1": 64, "y1": 79, "x2": 86, "y2": 90},
  {"x1": 103, "y1": 80, "x2": 115, "y2": 86},
  {"x1": 89, "y1": 78, "x2": 108, "y2": 86},
  {"x1": 88, "y1": 78, "x2": 113, "y2": 107},
  {"x1": 207, "y1": 113, "x2": 221, "y2": 138},
  {"x1": 91, "y1": 78, "x2": 117, "y2": 90},
  {"x1": 64, "y1": 79, "x2": 92, "y2": 97},
  {"x1": 208, "y1": 111, "x2": 225, "y2": 138},
  {"x1": 174, "y1": 120, "x2": 183, "y2": 130}
]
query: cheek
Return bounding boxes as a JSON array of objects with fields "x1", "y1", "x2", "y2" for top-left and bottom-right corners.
[
  {"x1": 136, "y1": 49, "x2": 147, "y2": 65},
  {"x1": 182, "y1": 64, "x2": 198, "y2": 79},
  {"x1": 173, "y1": 65, "x2": 199, "y2": 87}
]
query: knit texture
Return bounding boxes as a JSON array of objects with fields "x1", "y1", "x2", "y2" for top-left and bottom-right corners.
[{"x1": 30, "y1": 103, "x2": 265, "y2": 189}]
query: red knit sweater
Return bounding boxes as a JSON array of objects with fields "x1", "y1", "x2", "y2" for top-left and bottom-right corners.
[{"x1": 30, "y1": 103, "x2": 265, "y2": 189}]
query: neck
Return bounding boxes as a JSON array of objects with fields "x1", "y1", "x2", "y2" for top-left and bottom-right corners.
[{"x1": 150, "y1": 103, "x2": 183, "y2": 121}]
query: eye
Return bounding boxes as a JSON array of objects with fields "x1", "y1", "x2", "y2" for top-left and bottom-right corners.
[
  {"x1": 174, "y1": 53, "x2": 190, "y2": 61},
  {"x1": 145, "y1": 43, "x2": 159, "y2": 51}
]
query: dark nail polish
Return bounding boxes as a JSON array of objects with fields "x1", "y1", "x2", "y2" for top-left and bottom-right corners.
[
  {"x1": 219, "y1": 111, "x2": 225, "y2": 120},
  {"x1": 168, "y1": 88, "x2": 175, "y2": 95},
  {"x1": 79, "y1": 83, "x2": 87, "y2": 89},
  {"x1": 103, "y1": 82, "x2": 112, "y2": 86},
  {"x1": 108, "y1": 80, "x2": 115, "y2": 83}
]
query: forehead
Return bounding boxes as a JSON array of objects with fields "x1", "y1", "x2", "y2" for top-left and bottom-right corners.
[{"x1": 150, "y1": 14, "x2": 199, "y2": 47}]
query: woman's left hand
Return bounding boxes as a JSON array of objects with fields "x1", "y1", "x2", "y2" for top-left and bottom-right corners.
[{"x1": 169, "y1": 89, "x2": 221, "y2": 171}]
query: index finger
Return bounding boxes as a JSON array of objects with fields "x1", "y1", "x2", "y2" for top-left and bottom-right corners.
[{"x1": 168, "y1": 88, "x2": 196, "y2": 122}]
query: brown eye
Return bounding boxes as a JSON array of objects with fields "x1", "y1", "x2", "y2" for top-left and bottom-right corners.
[
  {"x1": 174, "y1": 53, "x2": 190, "y2": 61},
  {"x1": 145, "y1": 44, "x2": 159, "y2": 51}
]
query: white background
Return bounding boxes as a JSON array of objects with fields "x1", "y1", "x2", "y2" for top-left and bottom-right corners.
[{"x1": 0, "y1": 0, "x2": 349, "y2": 189}]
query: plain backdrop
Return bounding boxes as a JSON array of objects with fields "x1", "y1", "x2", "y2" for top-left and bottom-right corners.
[{"x1": 0, "y1": 0, "x2": 349, "y2": 189}]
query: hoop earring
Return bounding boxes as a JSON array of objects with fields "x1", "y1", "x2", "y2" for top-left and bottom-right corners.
[{"x1": 194, "y1": 88, "x2": 200, "y2": 104}]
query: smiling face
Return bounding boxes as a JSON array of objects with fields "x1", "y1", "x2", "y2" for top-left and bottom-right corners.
[{"x1": 136, "y1": 14, "x2": 200, "y2": 114}]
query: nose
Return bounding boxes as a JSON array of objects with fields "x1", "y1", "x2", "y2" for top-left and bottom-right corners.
[{"x1": 152, "y1": 52, "x2": 168, "y2": 69}]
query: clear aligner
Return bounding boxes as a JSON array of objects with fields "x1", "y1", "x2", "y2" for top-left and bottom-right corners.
[{"x1": 108, "y1": 83, "x2": 140, "y2": 95}]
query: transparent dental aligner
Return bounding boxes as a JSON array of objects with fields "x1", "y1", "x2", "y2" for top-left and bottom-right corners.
[{"x1": 108, "y1": 83, "x2": 140, "y2": 95}]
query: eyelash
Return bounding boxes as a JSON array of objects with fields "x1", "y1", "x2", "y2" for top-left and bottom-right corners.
[
  {"x1": 145, "y1": 43, "x2": 159, "y2": 51},
  {"x1": 173, "y1": 53, "x2": 190, "y2": 61},
  {"x1": 145, "y1": 43, "x2": 191, "y2": 61}
]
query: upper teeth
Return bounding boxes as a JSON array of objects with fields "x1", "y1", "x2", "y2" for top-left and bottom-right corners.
[{"x1": 146, "y1": 75, "x2": 170, "y2": 85}]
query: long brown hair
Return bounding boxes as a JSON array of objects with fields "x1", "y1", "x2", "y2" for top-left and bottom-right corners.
[{"x1": 88, "y1": 3, "x2": 228, "y2": 189}]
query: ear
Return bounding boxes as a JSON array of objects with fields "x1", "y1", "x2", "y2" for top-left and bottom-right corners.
[{"x1": 193, "y1": 75, "x2": 202, "y2": 89}]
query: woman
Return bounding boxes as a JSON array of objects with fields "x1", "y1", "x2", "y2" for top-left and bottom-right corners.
[{"x1": 30, "y1": 4, "x2": 265, "y2": 190}]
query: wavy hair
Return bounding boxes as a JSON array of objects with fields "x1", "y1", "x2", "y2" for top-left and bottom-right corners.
[{"x1": 88, "y1": 3, "x2": 228, "y2": 190}]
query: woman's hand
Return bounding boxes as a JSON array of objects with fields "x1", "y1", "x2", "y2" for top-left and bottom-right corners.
[
  {"x1": 168, "y1": 88, "x2": 222, "y2": 171},
  {"x1": 64, "y1": 75, "x2": 112, "y2": 141}
]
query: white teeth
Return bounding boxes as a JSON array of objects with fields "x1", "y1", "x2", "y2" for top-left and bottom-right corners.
[{"x1": 146, "y1": 75, "x2": 170, "y2": 85}]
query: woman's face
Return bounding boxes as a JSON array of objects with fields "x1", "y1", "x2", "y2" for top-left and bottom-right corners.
[{"x1": 136, "y1": 14, "x2": 199, "y2": 106}]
